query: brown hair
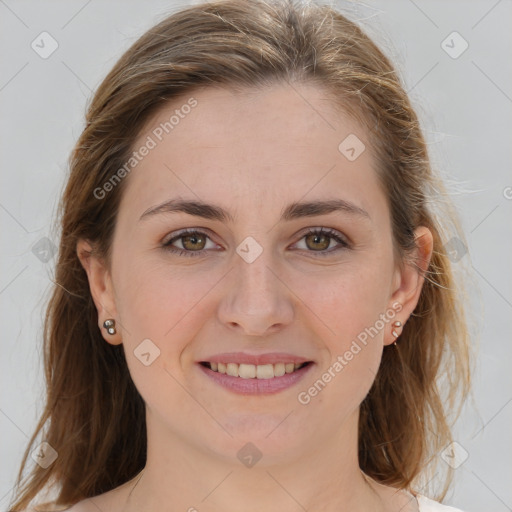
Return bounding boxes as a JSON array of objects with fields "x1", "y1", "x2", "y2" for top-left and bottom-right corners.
[{"x1": 9, "y1": 0, "x2": 471, "y2": 510}]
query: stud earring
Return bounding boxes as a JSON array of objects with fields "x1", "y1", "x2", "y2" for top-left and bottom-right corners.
[
  {"x1": 391, "y1": 320, "x2": 403, "y2": 346},
  {"x1": 103, "y1": 319, "x2": 116, "y2": 335}
]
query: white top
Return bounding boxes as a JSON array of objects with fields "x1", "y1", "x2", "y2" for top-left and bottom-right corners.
[{"x1": 417, "y1": 494, "x2": 465, "y2": 511}]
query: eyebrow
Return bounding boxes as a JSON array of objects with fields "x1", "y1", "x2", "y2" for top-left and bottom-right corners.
[{"x1": 139, "y1": 198, "x2": 370, "y2": 223}]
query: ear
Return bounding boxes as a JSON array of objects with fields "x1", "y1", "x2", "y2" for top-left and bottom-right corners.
[
  {"x1": 384, "y1": 226, "x2": 434, "y2": 346},
  {"x1": 77, "y1": 239, "x2": 122, "y2": 345}
]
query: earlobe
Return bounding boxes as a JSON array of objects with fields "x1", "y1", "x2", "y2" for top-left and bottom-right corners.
[
  {"x1": 384, "y1": 226, "x2": 433, "y2": 346},
  {"x1": 77, "y1": 239, "x2": 122, "y2": 345}
]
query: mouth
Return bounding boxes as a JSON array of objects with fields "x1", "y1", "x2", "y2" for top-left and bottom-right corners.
[
  {"x1": 197, "y1": 354, "x2": 314, "y2": 395},
  {"x1": 199, "y1": 361, "x2": 312, "y2": 379}
]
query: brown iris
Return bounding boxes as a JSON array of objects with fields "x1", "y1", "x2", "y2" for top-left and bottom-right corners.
[
  {"x1": 305, "y1": 232, "x2": 330, "y2": 251},
  {"x1": 181, "y1": 233, "x2": 207, "y2": 251}
]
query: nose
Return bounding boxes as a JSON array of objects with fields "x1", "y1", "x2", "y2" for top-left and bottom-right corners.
[{"x1": 217, "y1": 250, "x2": 294, "y2": 337}]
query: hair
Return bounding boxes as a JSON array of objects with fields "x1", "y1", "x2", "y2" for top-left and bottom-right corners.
[{"x1": 9, "y1": 0, "x2": 472, "y2": 510}]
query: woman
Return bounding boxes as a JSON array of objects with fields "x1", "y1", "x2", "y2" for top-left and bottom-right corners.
[{"x1": 9, "y1": 0, "x2": 471, "y2": 511}]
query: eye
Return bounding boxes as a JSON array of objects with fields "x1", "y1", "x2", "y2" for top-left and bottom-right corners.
[
  {"x1": 162, "y1": 227, "x2": 350, "y2": 258},
  {"x1": 162, "y1": 228, "x2": 219, "y2": 257},
  {"x1": 292, "y1": 228, "x2": 350, "y2": 256}
]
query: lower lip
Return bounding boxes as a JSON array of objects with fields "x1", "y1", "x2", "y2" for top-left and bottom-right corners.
[{"x1": 198, "y1": 363, "x2": 314, "y2": 395}]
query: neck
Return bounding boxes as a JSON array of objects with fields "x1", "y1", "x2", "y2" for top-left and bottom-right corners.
[{"x1": 122, "y1": 409, "x2": 389, "y2": 512}]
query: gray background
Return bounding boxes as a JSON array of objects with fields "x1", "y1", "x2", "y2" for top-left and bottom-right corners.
[{"x1": 1, "y1": 1, "x2": 511, "y2": 510}]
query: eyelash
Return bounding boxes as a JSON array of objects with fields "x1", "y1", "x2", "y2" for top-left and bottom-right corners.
[{"x1": 162, "y1": 227, "x2": 350, "y2": 258}]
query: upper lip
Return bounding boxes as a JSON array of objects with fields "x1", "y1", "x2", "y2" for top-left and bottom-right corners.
[{"x1": 199, "y1": 352, "x2": 312, "y2": 365}]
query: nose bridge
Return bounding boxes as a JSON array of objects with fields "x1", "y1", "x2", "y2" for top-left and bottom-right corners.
[
  {"x1": 238, "y1": 250, "x2": 277, "y2": 306},
  {"x1": 218, "y1": 241, "x2": 294, "y2": 335}
]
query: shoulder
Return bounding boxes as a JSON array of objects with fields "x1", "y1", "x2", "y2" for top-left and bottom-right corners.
[
  {"x1": 417, "y1": 494, "x2": 466, "y2": 512},
  {"x1": 57, "y1": 484, "x2": 128, "y2": 512}
]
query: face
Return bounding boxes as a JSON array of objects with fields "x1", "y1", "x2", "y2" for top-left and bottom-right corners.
[{"x1": 80, "y1": 82, "x2": 428, "y2": 465}]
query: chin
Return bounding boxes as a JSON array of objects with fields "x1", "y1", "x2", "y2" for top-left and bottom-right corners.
[{"x1": 206, "y1": 412, "x2": 308, "y2": 462}]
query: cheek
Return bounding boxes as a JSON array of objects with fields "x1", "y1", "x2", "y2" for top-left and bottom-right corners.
[
  {"x1": 111, "y1": 258, "x2": 221, "y2": 415},
  {"x1": 298, "y1": 261, "x2": 392, "y2": 343},
  {"x1": 112, "y1": 255, "x2": 221, "y2": 356},
  {"x1": 293, "y1": 261, "x2": 392, "y2": 407}
]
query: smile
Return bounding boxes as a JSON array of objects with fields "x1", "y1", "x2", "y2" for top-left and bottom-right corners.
[
  {"x1": 197, "y1": 355, "x2": 314, "y2": 395},
  {"x1": 200, "y1": 361, "x2": 311, "y2": 379}
]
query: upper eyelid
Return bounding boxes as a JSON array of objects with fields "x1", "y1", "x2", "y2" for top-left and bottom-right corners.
[{"x1": 162, "y1": 226, "x2": 215, "y2": 241}]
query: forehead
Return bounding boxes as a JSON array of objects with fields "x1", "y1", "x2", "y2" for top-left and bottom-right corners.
[{"x1": 120, "y1": 82, "x2": 385, "y2": 223}]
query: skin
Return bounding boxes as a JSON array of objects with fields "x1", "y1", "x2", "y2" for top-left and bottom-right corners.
[{"x1": 76, "y1": 82, "x2": 432, "y2": 512}]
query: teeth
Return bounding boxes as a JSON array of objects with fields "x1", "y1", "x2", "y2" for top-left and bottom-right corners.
[
  {"x1": 238, "y1": 363, "x2": 256, "y2": 379},
  {"x1": 226, "y1": 363, "x2": 238, "y2": 377},
  {"x1": 207, "y1": 361, "x2": 307, "y2": 378},
  {"x1": 274, "y1": 362, "x2": 285, "y2": 377},
  {"x1": 256, "y1": 364, "x2": 274, "y2": 379}
]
